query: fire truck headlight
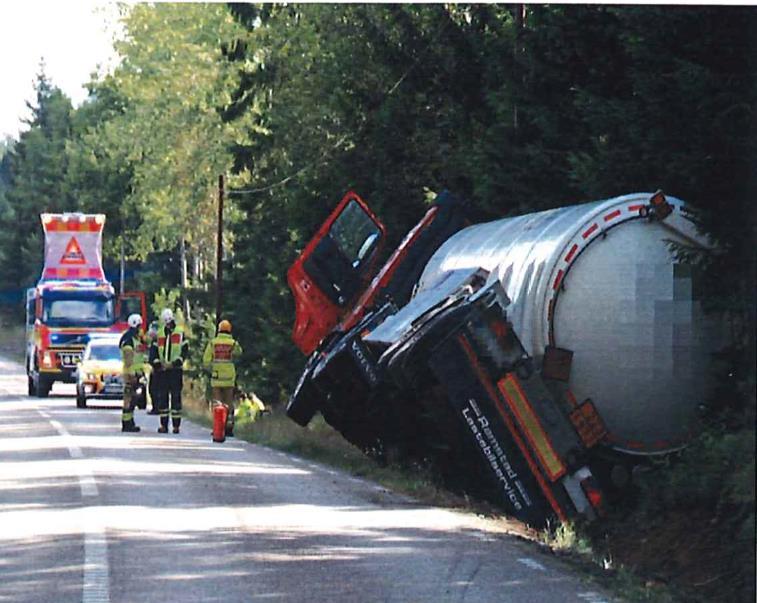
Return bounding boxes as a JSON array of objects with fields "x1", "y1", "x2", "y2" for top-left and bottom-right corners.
[{"x1": 42, "y1": 352, "x2": 54, "y2": 368}]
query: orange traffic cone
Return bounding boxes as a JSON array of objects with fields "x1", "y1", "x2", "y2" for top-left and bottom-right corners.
[{"x1": 212, "y1": 403, "x2": 228, "y2": 443}]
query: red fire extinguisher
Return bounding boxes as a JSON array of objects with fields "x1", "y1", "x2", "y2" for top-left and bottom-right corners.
[{"x1": 212, "y1": 403, "x2": 228, "y2": 443}]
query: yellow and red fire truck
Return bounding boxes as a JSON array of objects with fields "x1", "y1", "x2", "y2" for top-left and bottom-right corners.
[{"x1": 25, "y1": 213, "x2": 145, "y2": 397}]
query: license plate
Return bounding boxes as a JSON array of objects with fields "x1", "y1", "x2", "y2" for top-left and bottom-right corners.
[{"x1": 59, "y1": 352, "x2": 82, "y2": 367}]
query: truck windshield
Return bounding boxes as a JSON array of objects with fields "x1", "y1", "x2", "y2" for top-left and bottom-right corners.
[
  {"x1": 42, "y1": 296, "x2": 115, "y2": 327},
  {"x1": 329, "y1": 200, "x2": 381, "y2": 268}
]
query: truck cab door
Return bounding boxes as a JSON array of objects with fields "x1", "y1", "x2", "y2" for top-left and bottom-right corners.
[
  {"x1": 288, "y1": 191, "x2": 386, "y2": 355},
  {"x1": 115, "y1": 291, "x2": 147, "y2": 330}
]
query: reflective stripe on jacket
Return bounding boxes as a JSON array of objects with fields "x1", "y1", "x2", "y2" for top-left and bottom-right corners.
[
  {"x1": 156, "y1": 325, "x2": 187, "y2": 365},
  {"x1": 202, "y1": 333, "x2": 242, "y2": 387}
]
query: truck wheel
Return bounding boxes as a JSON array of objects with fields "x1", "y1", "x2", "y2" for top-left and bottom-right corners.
[
  {"x1": 286, "y1": 377, "x2": 319, "y2": 426},
  {"x1": 35, "y1": 375, "x2": 52, "y2": 398},
  {"x1": 76, "y1": 387, "x2": 87, "y2": 408},
  {"x1": 286, "y1": 357, "x2": 322, "y2": 426},
  {"x1": 27, "y1": 376, "x2": 34, "y2": 397}
]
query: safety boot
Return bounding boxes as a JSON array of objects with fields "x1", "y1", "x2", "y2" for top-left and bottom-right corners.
[{"x1": 122, "y1": 420, "x2": 141, "y2": 433}]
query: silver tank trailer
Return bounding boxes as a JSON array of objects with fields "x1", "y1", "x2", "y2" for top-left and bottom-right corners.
[{"x1": 416, "y1": 193, "x2": 715, "y2": 455}]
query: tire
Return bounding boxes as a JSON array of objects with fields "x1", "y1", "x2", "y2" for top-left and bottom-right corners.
[
  {"x1": 286, "y1": 375, "x2": 319, "y2": 426},
  {"x1": 35, "y1": 375, "x2": 52, "y2": 398},
  {"x1": 28, "y1": 375, "x2": 34, "y2": 396},
  {"x1": 286, "y1": 356, "x2": 322, "y2": 427},
  {"x1": 76, "y1": 387, "x2": 87, "y2": 408}
]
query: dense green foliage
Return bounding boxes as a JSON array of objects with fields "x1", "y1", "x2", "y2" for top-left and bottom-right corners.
[{"x1": 0, "y1": 5, "x2": 753, "y2": 597}]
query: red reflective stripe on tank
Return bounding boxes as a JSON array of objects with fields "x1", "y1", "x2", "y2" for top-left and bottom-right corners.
[
  {"x1": 552, "y1": 269, "x2": 564, "y2": 291},
  {"x1": 157, "y1": 337, "x2": 166, "y2": 346},
  {"x1": 564, "y1": 244, "x2": 578, "y2": 263},
  {"x1": 628, "y1": 204, "x2": 644, "y2": 212},
  {"x1": 170, "y1": 333, "x2": 182, "y2": 344},
  {"x1": 603, "y1": 209, "x2": 621, "y2": 222},
  {"x1": 457, "y1": 335, "x2": 568, "y2": 522},
  {"x1": 582, "y1": 223, "x2": 598, "y2": 239}
]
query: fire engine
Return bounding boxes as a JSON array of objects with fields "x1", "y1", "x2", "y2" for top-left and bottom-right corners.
[{"x1": 25, "y1": 213, "x2": 145, "y2": 398}]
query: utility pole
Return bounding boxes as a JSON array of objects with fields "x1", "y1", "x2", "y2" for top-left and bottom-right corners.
[
  {"x1": 119, "y1": 239, "x2": 125, "y2": 296},
  {"x1": 215, "y1": 174, "x2": 225, "y2": 322}
]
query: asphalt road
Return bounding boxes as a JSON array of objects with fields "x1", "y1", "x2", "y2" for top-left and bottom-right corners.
[{"x1": 0, "y1": 356, "x2": 615, "y2": 603}]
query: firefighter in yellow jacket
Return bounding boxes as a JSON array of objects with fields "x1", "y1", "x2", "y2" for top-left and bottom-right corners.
[
  {"x1": 203, "y1": 320, "x2": 243, "y2": 437},
  {"x1": 119, "y1": 313, "x2": 147, "y2": 432},
  {"x1": 149, "y1": 308, "x2": 189, "y2": 434}
]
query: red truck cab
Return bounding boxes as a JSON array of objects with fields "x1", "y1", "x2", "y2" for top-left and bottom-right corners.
[
  {"x1": 287, "y1": 192, "x2": 386, "y2": 355},
  {"x1": 288, "y1": 190, "x2": 467, "y2": 355}
]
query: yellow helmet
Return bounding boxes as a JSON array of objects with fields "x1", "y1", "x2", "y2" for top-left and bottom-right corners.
[{"x1": 218, "y1": 319, "x2": 232, "y2": 333}]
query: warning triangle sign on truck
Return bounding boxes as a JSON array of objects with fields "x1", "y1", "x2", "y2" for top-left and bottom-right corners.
[
  {"x1": 40, "y1": 213, "x2": 106, "y2": 282},
  {"x1": 60, "y1": 237, "x2": 87, "y2": 265}
]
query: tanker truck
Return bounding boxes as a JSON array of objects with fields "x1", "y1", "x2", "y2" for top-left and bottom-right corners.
[
  {"x1": 25, "y1": 213, "x2": 146, "y2": 398},
  {"x1": 285, "y1": 190, "x2": 715, "y2": 527}
]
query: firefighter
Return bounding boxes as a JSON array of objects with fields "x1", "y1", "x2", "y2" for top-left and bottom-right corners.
[
  {"x1": 149, "y1": 308, "x2": 189, "y2": 434},
  {"x1": 145, "y1": 320, "x2": 160, "y2": 415},
  {"x1": 203, "y1": 319, "x2": 243, "y2": 437},
  {"x1": 119, "y1": 313, "x2": 146, "y2": 433}
]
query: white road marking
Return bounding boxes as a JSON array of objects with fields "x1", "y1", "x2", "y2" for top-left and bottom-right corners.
[
  {"x1": 578, "y1": 592, "x2": 610, "y2": 603},
  {"x1": 517, "y1": 557, "x2": 547, "y2": 571},
  {"x1": 83, "y1": 527, "x2": 111, "y2": 603},
  {"x1": 43, "y1": 415, "x2": 97, "y2": 496},
  {"x1": 37, "y1": 407, "x2": 111, "y2": 603}
]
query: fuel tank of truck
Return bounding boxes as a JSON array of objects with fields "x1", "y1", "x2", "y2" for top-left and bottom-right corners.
[{"x1": 415, "y1": 193, "x2": 717, "y2": 455}]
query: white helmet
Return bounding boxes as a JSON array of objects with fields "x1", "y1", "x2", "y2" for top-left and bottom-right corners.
[
  {"x1": 127, "y1": 313, "x2": 143, "y2": 329},
  {"x1": 160, "y1": 308, "x2": 174, "y2": 323}
]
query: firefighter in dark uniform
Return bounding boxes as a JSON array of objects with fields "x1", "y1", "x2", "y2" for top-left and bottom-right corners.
[
  {"x1": 146, "y1": 320, "x2": 160, "y2": 414},
  {"x1": 149, "y1": 308, "x2": 189, "y2": 434},
  {"x1": 119, "y1": 313, "x2": 146, "y2": 433}
]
